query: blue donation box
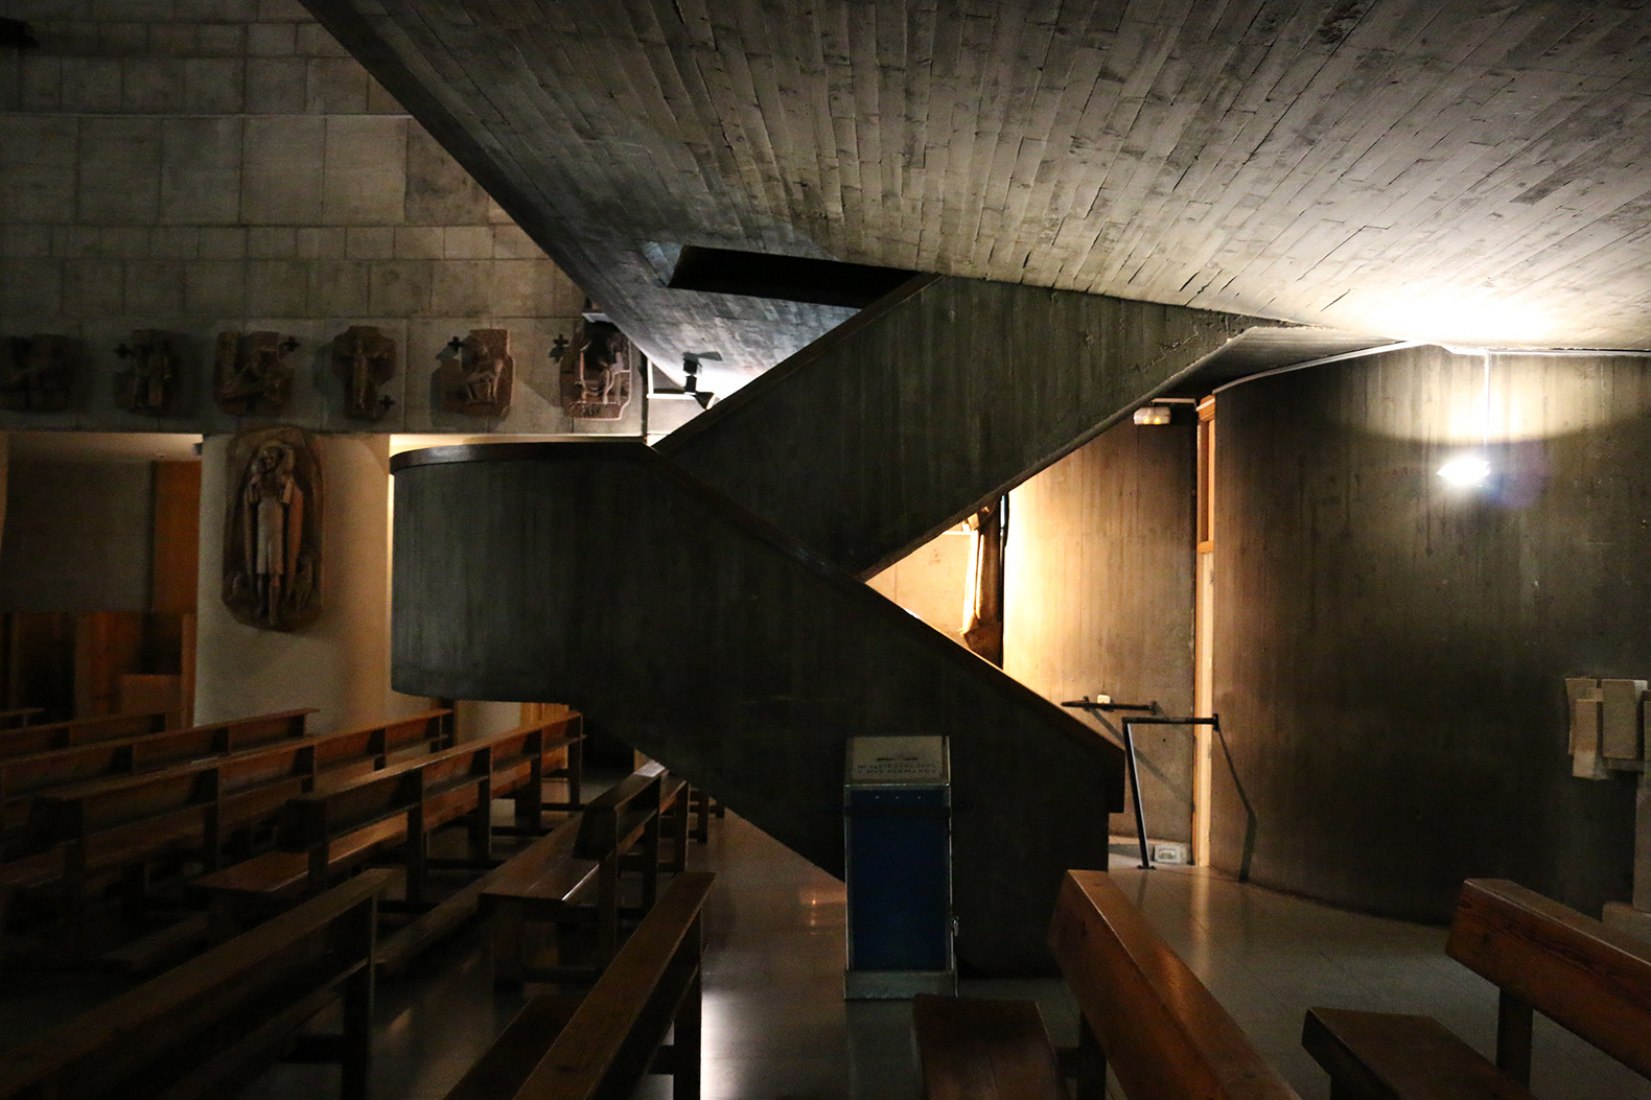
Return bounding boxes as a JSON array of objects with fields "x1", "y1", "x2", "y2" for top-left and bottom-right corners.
[{"x1": 843, "y1": 734, "x2": 955, "y2": 999}]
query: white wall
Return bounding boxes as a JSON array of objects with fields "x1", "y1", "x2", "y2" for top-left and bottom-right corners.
[{"x1": 193, "y1": 432, "x2": 424, "y2": 731}]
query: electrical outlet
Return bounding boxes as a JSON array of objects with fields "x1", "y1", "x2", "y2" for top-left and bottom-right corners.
[{"x1": 1152, "y1": 843, "x2": 1187, "y2": 865}]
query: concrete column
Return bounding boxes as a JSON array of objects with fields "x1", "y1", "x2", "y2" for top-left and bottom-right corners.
[
  {"x1": 0, "y1": 432, "x2": 8, "y2": 562},
  {"x1": 194, "y1": 432, "x2": 423, "y2": 732}
]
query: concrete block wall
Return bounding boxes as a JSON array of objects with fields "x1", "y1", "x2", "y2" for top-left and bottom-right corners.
[{"x1": 0, "y1": 0, "x2": 640, "y2": 436}]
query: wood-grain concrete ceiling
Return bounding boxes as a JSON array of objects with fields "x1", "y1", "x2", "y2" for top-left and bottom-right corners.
[{"x1": 307, "y1": 0, "x2": 1651, "y2": 381}]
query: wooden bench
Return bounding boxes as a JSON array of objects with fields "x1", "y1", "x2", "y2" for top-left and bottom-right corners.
[
  {"x1": 0, "y1": 706, "x2": 42, "y2": 729},
  {"x1": 196, "y1": 717, "x2": 582, "y2": 932},
  {"x1": 484, "y1": 761, "x2": 675, "y2": 987},
  {"x1": 0, "y1": 709, "x2": 171, "y2": 761},
  {"x1": 0, "y1": 707, "x2": 315, "y2": 841},
  {"x1": 1302, "y1": 877, "x2": 1651, "y2": 1099},
  {"x1": 16, "y1": 743, "x2": 327, "y2": 957},
  {"x1": 479, "y1": 814, "x2": 600, "y2": 987},
  {"x1": 1, "y1": 710, "x2": 455, "y2": 962},
  {"x1": 0, "y1": 868, "x2": 392, "y2": 1100},
  {"x1": 1047, "y1": 869, "x2": 1300, "y2": 1098},
  {"x1": 916, "y1": 868, "x2": 1300, "y2": 1100},
  {"x1": 445, "y1": 870, "x2": 713, "y2": 1100}
]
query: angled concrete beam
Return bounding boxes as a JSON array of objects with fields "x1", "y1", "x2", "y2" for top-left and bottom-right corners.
[{"x1": 661, "y1": 275, "x2": 1277, "y2": 576}]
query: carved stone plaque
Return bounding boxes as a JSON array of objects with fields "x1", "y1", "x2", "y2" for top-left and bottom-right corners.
[
  {"x1": 115, "y1": 329, "x2": 177, "y2": 414},
  {"x1": 215, "y1": 331, "x2": 294, "y2": 416},
  {"x1": 222, "y1": 427, "x2": 323, "y2": 632},
  {"x1": 556, "y1": 319, "x2": 634, "y2": 421},
  {"x1": 0, "y1": 334, "x2": 73, "y2": 412},
  {"x1": 331, "y1": 325, "x2": 396, "y2": 421},
  {"x1": 440, "y1": 328, "x2": 514, "y2": 417}
]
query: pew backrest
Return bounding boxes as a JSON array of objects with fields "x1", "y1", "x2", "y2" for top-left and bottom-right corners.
[
  {"x1": 0, "y1": 868, "x2": 391, "y2": 1098},
  {"x1": 309, "y1": 708, "x2": 454, "y2": 775},
  {"x1": 575, "y1": 761, "x2": 664, "y2": 860},
  {"x1": 1048, "y1": 869, "x2": 1301, "y2": 1100},
  {"x1": 0, "y1": 709, "x2": 315, "y2": 845},
  {"x1": 0, "y1": 710, "x2": 170, "y2": 760},
  {"x1": 1446, "y1": 877, "x2": 1651, "y2": 1081},
  {"x1": 448, "y1": 870, "x2": 714, "y2": 1100},
  {"x1": 0, "y1": 707, "x2": 42, "y2": 729},
  {"x1": 278, "y1": 716, "x2": 573, "y2": 857}
]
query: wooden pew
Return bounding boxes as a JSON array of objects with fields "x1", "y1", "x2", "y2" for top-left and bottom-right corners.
[
  {"x1": 0, "y1": 706, "x2": 42, "y2": 729},
  {"x1": 1302, "y1": 878, "x2": 1651, "y2": 1099},
  {"x1": 917, "y1": 868, "x2": 1299, "y2": 1100},
  {"x1": 484, "y1": 761, "x2": 675, "y2": 987},
  {"x1": 0, "y1": 709, "x2": 171, "y2": 761},
  {"x1": 0, "y1": 869, "x2": 391, "y2": 1100},
  {"x1": 0, "y1": 707, "x2": 315, "y2": 841},
  {"x1": 577, "y1": 761, "x2": 667, "y2": 959},
  {"x1": 375, "y1": 816, "x2": 587, "y2": 979},
  {"x1": 445, "y1": 871, "x2": 713, "y2": 1100},
  {"x1": 1, "y1": 710, "x2": 454, "y2": 962},
  {"x1": 18, "y1": 744, "x2": 323, "y2": 957},
  {"x1": 480, "y1": 814, "x2": 599, "y2": 988},
  {"x1": 1046, "y1": 869, "x2": 1300, "y2": 1098},
  {"x1": 196, "y1": 717, "x2": 582, "y2": 931}
]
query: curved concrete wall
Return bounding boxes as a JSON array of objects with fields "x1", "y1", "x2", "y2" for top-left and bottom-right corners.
[{"x1": 1211, "y1": 345, "x2": 1644, "y2": 921}]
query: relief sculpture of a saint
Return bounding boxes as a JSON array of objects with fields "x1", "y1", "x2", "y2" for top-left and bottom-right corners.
[
  {"x1": 556, "y1": 318, "x2": 633, "y2": 421},
  {"x1": 215, "y1": 331, "x2": 295, "y2": 416},
  {"x1": 222, "y1": 427, "x2": 322, "y2": 631},
  {"x1": 441, "y1": 328, "x2": 513, "y2": 417}
]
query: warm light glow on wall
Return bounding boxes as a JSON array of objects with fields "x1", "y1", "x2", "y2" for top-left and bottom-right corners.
[
  {"x1": 1349, "y1": 349, "x2": 1651, "y2": 443},
  {"x1": 1341, "y1": 287, "x2": 1560, "y2": 349}
]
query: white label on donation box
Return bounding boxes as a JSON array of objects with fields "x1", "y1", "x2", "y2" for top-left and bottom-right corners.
[{"x1": 847, "y1": 735, "x2": 949, "y2": 786}]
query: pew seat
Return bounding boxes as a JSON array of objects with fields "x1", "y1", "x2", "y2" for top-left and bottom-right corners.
[
  {"x1": 912, "y1": 994, "x2": 1066, "y2": 1100},
  {"x1": 1303, "y1": 878, "x2": 1651, "y2": 1099},
  {"x1": 1302, "y1": 1008, "x2": 1535, "y2": 1100}
]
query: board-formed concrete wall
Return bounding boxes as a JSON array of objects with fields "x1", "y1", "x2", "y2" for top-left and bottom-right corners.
[
  {"x1": 0, "y1": 1, "x2": 638, "y2": 437},
  {"x1": 1006, "y1": 418, "x2": 1196, "y2": 844},
  {"x1": 1211, "y1": 345, "x2": 1644, "y2": 922}
]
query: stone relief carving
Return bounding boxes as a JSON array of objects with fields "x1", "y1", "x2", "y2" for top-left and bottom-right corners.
[
  {"x1": 556, "y1": 317, "x2": 634, "y2": 421},
  {"x1": 115, "y1": 330, "x2": 178, "y2": 414},
  {"x1": 332, "y1": 325, "x2": 397, "y2": 421},
  {"x1": 222, "y1": 426, "x2": 323, "y2": 632},
  {"x1": 440, "y1": 328, "x2": 514, "y2": 417},
  {"x1": 0, "y1": 334, "x2": 73, "y2": 412},
  {"x1": 215, "y1": 331, "x2": 296, "y2": 416}
]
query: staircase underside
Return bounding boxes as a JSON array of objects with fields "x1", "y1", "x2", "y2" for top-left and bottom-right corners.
[
  {"x1": 391, "y1": 442, "x2": 1122, "y2": 974},
  {"x1": 663, "y1": 275, "x2": 1288, "y2": 576}
]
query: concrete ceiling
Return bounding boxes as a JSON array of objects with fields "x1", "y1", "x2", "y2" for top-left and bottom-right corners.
[{"x1": 304, "y1": 0, "x2": 1651, "y2": 390}]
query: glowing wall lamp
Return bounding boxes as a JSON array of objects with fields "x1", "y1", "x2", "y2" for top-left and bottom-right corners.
[
  {"x1": 1437, "y1": 452, "x2": 1492, "y2": 489},
  {"x1": 1437, "y1": 352, "x2": 1494, "y2": 491}
]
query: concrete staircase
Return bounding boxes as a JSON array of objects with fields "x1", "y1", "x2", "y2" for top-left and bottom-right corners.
[{"x1": 390, "y1": 278, "x2": 1288, "y2": 972}]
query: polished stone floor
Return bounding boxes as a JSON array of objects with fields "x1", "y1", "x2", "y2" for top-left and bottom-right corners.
[
  {"x1": 241, "y1": 816, "x2": 1651, "y2": 1098},
  {"x1": 4, "y1": 812, "x2": 1650, "y2": 1098}
]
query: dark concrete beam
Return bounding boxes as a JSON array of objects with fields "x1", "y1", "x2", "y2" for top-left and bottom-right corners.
[{"x1": 662, "y1": 275, "x2": 1279, "y2": 577}]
